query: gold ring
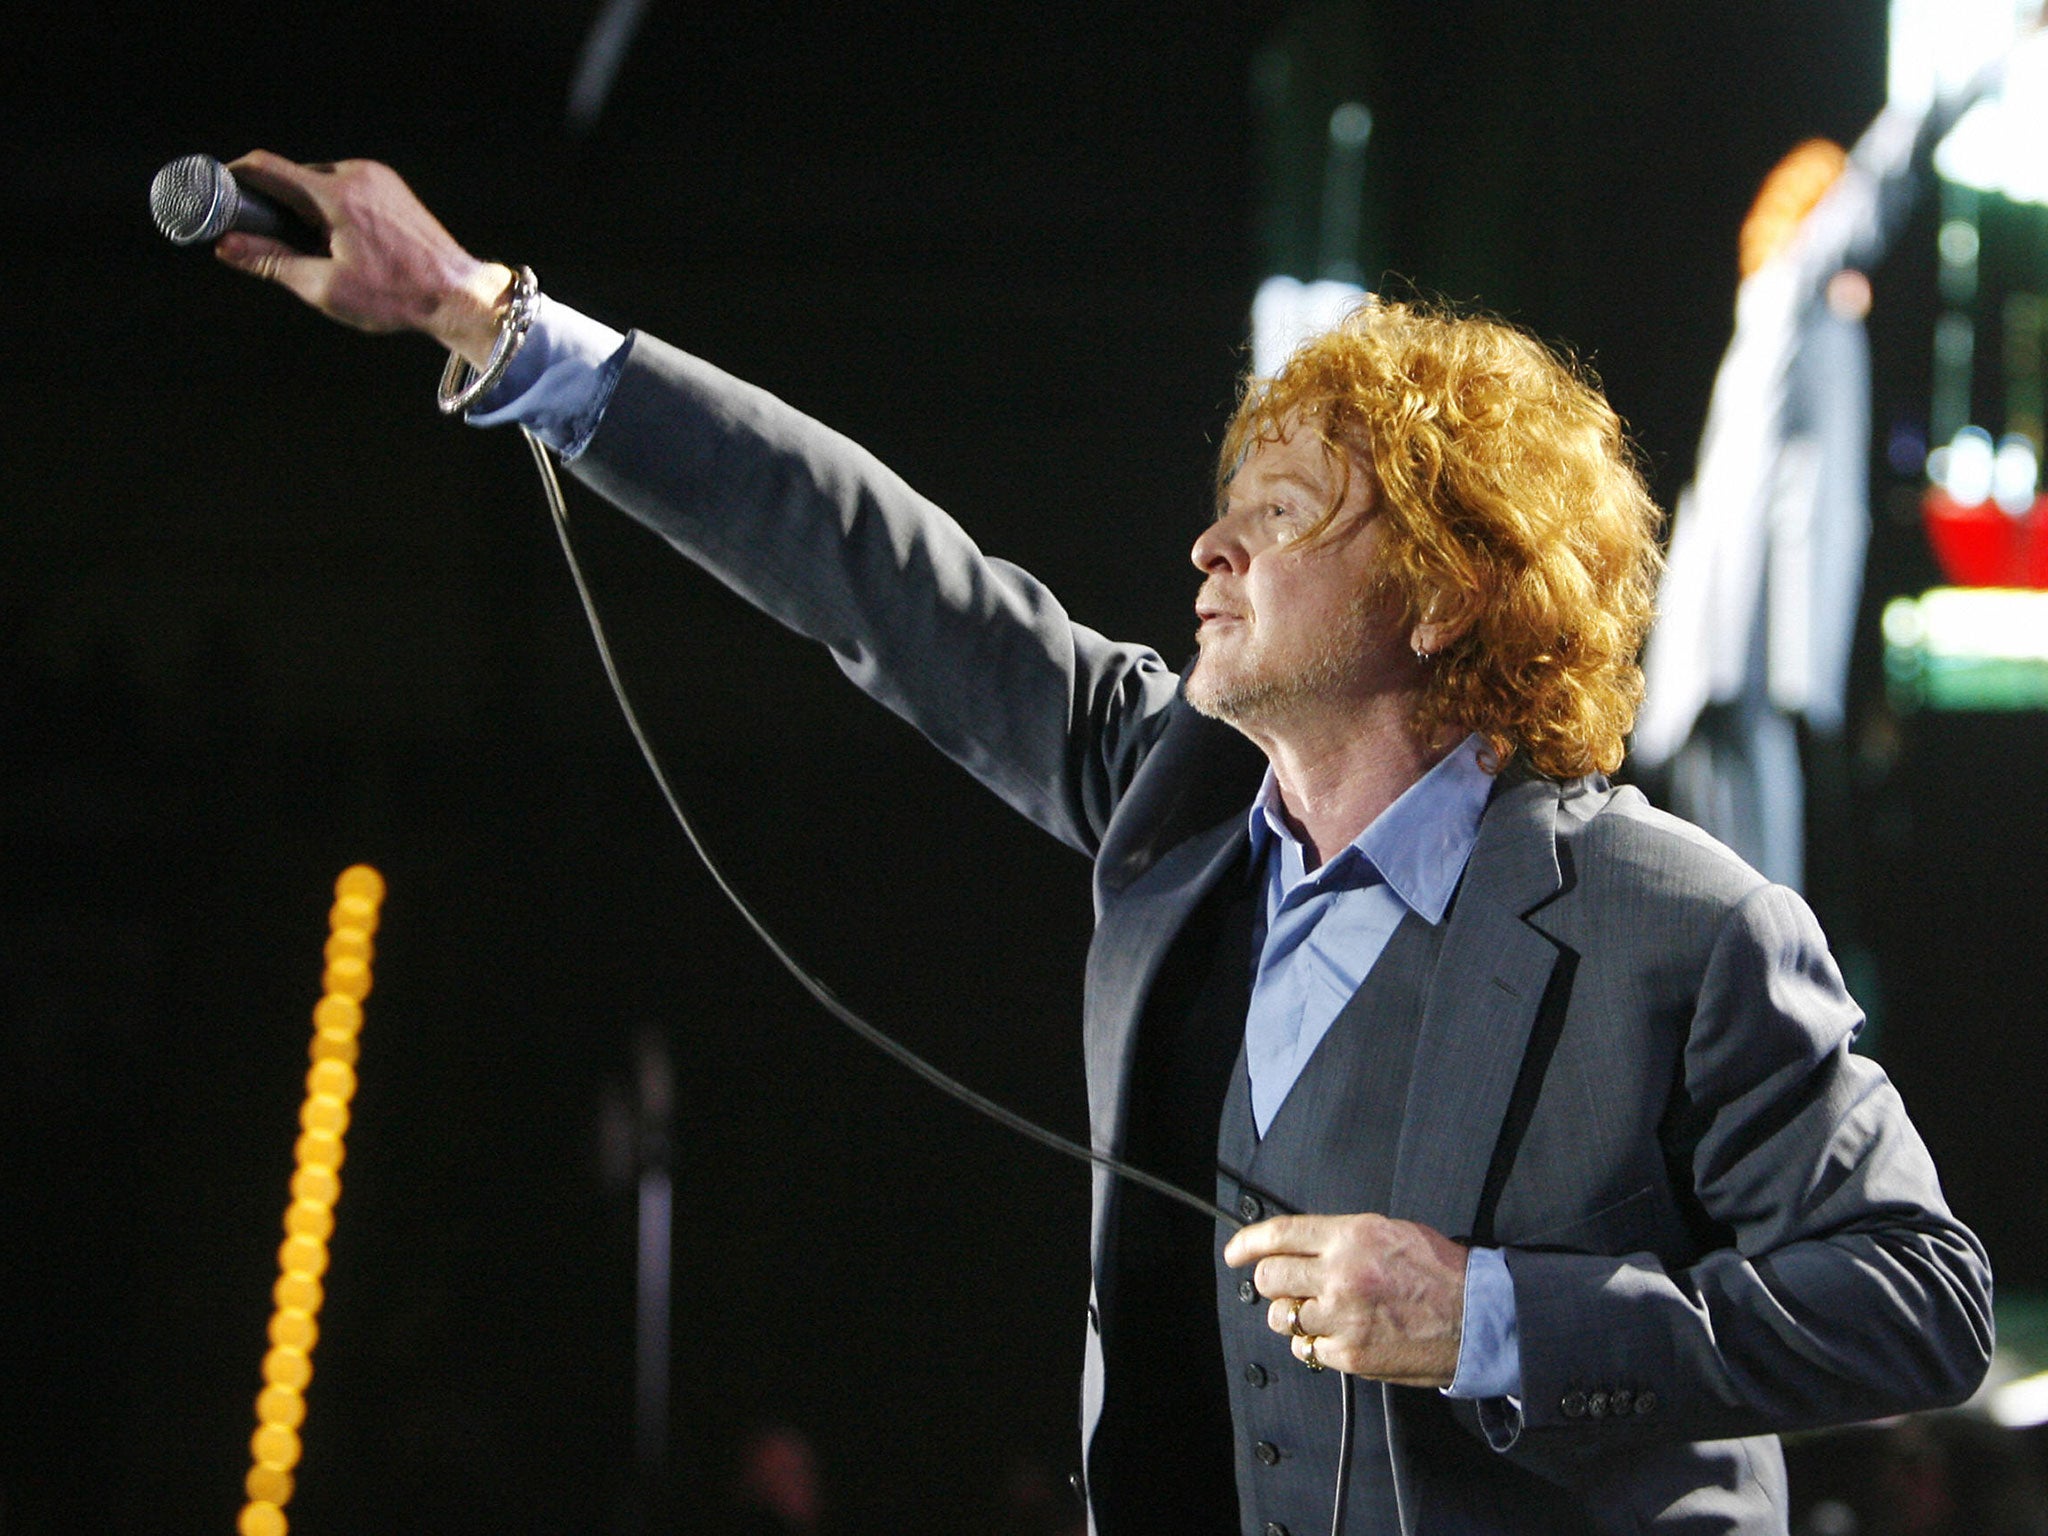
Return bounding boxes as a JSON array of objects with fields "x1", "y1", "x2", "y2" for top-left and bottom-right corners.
[
  {"x1": 1304, "y1": 1335, "x2": 1324, "y2": 1372},
  {"x1": 1288, "y1": 1298, "x2": 1308, "y2": 1338}
]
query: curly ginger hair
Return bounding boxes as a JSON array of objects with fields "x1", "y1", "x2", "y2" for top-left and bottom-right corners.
[{"x1": 1219, "y1": 299, "x2": 1663, "y2": 779}]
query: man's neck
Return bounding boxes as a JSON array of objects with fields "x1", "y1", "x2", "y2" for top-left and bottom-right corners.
[{"x1": 1247, "y1": 697, "x2": 1457, "y2": 870}]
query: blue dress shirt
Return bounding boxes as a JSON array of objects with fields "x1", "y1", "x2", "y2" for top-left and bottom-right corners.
[
  {"x1": 1244, "y1": 736, "x2": 1518, "y2": 1404},
  {"x1": 1244, "y1": 737, "x2": 1493, "y2": 1134}
]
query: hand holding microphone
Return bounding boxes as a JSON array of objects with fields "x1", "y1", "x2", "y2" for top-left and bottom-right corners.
[{"x1": 157, "y1": 151, "x2": 514, "y2": 368}]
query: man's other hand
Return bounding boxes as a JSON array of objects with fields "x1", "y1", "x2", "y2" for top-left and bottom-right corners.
[
  {"x1": 213, "y1": 153, "x2": 512, "y2": 367},
  {"x1": 1224, "y1": 1212, "x2": 1468, "y2": 1387}
]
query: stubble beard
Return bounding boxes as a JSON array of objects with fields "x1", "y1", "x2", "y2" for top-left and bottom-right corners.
[{"x1": 1186, "y1": 588, "x2": 1383, "y2": 733}]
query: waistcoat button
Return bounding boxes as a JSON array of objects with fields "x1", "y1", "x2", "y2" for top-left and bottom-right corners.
[
  {"x1": 1239, "y1": 1191, "x2": 1262, "y2": 1221},
  {"x1": 1244, "y1": 1362, "x2": 1268, "y2": 1388},
  {"x1": 1254, "y1": 1440, "x2": 1282, "y2": 1466},
  {"x1": 1609, "y1": 1388, "x2": 1633, "y2": 1416},
  {"x1": 1560, "y1": 1390, "x2": 1588, "y2": 1419},
  {"x1": 1237, "y1": 1278, "x2": 1258, "y2": 1303},
  {"x1": 1586, "y1": 1390, "x2": 1610, "y2": 1419},
  {"x1": 1634, "y1": 1390, "x2": 1659, "y2": 1416}
]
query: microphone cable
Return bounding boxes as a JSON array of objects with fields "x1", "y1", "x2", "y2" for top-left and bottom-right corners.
[
  {"x1": 518, "y1": 430, "x2": 1365, "y2": 1536},
  {"x1": 519, "y1": 429, "x2": 1241, "y2": 1232}
]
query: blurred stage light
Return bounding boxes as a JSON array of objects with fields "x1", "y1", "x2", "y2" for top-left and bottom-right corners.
[
  {"x1": 1939, "y1": 217, "x2": 1983, "y2": 268},
  {"x1": 1885, "y1": 586, "x2": 2048, "y2": 708},
  {"x1": 272, "y1": 1273, "x2": 322, "y2": 1315},
  {"x1": 268, "y1": 1308, "x2": 319, "y2": 1352},
  {"x1": 323, "y1": 928, "x2": 371, "y2": 966},
  {"x1": 300, "y1": 1095, "x2": 349, "y2": 1139},
  {"x1": 244, "y1": 1465, "x2": 293, "y2": 1507},
  {"x1": 1328, "y1": 101, "x2": 1372, "y2": 150},
  {"x1": 322, "y1": 955, "x2": 371, "y2": 1001},
  {"x1": 257, "y1": 1384, "x2": 306, "y2": 1430},
  {"x1": 261, "y1": 1345, "x2": 313, "y2": 1391},
  {"x1": 309, "y1": 1059, "x2": 356, "y2": 1101},
  {"x1": 294, "y1": 1130, "x2": 344, "y2": 1172},
  {"x1": 330, "y1": 892, "x2": 379, "y2": 936},
  {"x1": 1891, "y1": 1, "x2": 2048, "y2": 206},
  {"x1": 1989, "y1": 1367, "x2": 2048, "y2": 1427},
  {"x1": 250, "y1": 1423, "x2": 302, "y2": 1471},
  {"x1": 1929, "y1": 424, "x2": 1999, "y2": 505},
  {"x1": 334, "y1": 865, "x2": 385, "y2": 905},
  {"x1": 238, "y1": 865, "x2": 384, "y2": 1536},
  {"x1": 284, "y1": 1199, "x2": 336, "y2": 1243},
  {"x1": 277, "y1": 1234, "x2": 328, "y2": 1281},
  {"x1": 1994, "y1": 433, "x2": 2041, "y2": 512},
  {"x1": 312, "y1": 994, "x2": 362, "y2": 1036},
  {"x1": 1250, "y1": 275, "x2": 1367, "y2": 379}
]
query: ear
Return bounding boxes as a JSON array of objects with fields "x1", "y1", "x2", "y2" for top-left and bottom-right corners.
[{"x1": 1409, "y1": 593, "x2": 1478, "y2": 659}]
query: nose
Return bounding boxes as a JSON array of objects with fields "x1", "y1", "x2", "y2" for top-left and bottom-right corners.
[{"x1": 1191, "y1": 511, "x2": 1248, "y2": 575}]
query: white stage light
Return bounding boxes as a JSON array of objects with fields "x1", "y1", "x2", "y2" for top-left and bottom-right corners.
[
  {"x1": 1891, "y1": 0, "x2": 2048, "y2": 207},
  {"x1": 1933, "y1": 425, "x2": 1999, "y2": 506},
  {"x1": 1989, "y1": 1368, "x2": 2048, "y2": 1429},
  {"x1": 1885, "y1": 587, "x2": 2048, "y2": 709},
  {"x1": 1994, "y1": 434, "x2": 2041, "y2": 514},
  {"x1": 1250, "y1": 276, "x2": 1369, "y2": 379}
]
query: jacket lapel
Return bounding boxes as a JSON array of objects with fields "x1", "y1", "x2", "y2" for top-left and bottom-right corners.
[
  {"x1": 1083, "y1": 814, "x2": 1249, "y2": 1164},
  {"x1": 1387, "y1": 774, "x2": 1567, "y2": 1241},
  {"x1": 1082, "y1": 689, "x2": 1265, "y2": 1265}
]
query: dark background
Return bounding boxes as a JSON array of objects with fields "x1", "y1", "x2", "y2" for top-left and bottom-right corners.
[{"x1": 4, "y1": 2, "x2": 2042, "y2": 1532}]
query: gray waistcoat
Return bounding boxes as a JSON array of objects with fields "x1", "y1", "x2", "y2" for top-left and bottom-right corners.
[{"x1": 1212, "y1": 909, "x2": 1444, "y2": 1536}]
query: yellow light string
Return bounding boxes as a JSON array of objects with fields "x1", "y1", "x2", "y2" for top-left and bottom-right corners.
[{"x1": 238, "y1": 864, "x2": 384, "y2": 1536}]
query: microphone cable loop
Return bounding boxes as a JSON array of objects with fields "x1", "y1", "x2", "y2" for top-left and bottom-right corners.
[{"x1": 520, "y1": 429, "x2": 1241, "y2": 1233}]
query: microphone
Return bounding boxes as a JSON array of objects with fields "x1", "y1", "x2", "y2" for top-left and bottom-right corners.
[{"x1": 150, "y1": 154, "x2": 326, "y2": 252}]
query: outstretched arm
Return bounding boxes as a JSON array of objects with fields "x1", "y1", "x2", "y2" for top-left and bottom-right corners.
[{"x1": 212, "y1": 152, "x2": 1184, "y2": 853}]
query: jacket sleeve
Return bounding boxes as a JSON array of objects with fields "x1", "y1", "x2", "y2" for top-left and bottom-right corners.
[
  {"x1": 1497, "y1": 881, "x2": 1993, "y2": 1475},
  {"x1": 566, "y1": 331, "x2": 1183, "y2": 856}
]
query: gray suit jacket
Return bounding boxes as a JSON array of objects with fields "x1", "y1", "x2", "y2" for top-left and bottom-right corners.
[{"x1": 570, "y1": 333, "x2": 1993, "y2": 1533}]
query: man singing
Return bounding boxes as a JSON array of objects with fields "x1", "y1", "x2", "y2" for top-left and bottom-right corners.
[{"x1": 216, "y1": 152, "x2": 1992, "y2": 1535}]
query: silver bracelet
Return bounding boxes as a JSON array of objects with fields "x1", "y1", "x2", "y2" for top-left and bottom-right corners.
[{"x1": 437, "y1": 265, "x2": 540, "y2": 417}]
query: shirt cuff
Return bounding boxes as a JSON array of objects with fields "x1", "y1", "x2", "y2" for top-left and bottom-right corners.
[
  {"x1": 1445, "y1": 1244, "x2": 1522, "y2": 1398},
  {"x1": 465, "y1": 295, "x2": 630, "y2": 460},
  {"x1": 1443, "y1": 1246, "x2": 1524, "y2": 1449}
]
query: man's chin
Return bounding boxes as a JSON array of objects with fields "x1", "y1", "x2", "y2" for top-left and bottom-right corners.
[{"x1": 1185, "y1": 660, "x2": 1262, "y2": 727}]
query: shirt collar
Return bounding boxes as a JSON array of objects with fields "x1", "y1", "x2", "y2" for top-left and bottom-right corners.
[{"x1": 1246, "y1": 734, "x2": 1494, "y2": 923}]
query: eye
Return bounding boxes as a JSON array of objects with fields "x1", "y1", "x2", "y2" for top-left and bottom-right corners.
[{"x1": 1266, "y1": 502, "x2": 1308, "y2": 542}]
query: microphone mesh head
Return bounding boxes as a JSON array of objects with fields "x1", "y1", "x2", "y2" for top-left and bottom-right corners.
[{"x1": 150, "y1": 155, "x2": 237, "y2": 245}]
